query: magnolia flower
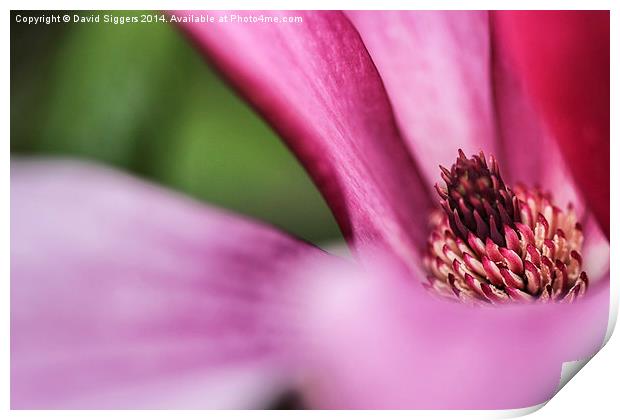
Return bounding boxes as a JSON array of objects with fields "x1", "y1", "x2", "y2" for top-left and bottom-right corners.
[{"x1": 11, "y1": 10, "x2": 609, "y2": 409}]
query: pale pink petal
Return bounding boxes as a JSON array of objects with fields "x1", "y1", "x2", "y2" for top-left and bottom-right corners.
[
  {"x1": 346, "y1": 11, "x2": 498, "y2": 184},
  {"x1": 11, "y1": 159, "x2": 326, "y2": 409},
  {"x1": 173, "y1": 10, "x2": 432, "y2": 261},
  {"x1": 494, "y1": 11, "x2": 609, "y2": 237},
  {"x1": 299, "y1": 257, "x2": 609, "y2": 409},
  {"x1": 581, "y1": 214, "x2": 610, "y2": 283}
]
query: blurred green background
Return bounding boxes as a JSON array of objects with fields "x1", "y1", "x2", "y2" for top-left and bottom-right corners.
[{"x1": 11, "y1": 10, "x2": 342, "y2": 244}]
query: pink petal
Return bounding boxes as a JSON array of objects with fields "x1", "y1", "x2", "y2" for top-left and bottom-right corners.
[
  {"x1": 581, "y1": 214, "x2": 610, "y2": 283},
  {"x1": 299, "y1": 256, "x2": 609, "y2": 409},
  {"x1": 347, "y1": 11, "x2": 591, "y2": 223},
  {"x1": 489, "y1": 20, "x2": 551, "y2": 185},
  {"x1": 11, "y1": 159, "x2": 326, "y2": 409},
  {"x1": 490, "y1": 14, "x2": 584, "y2": 217},
  {"x1": 173, "y1": 11, "x2": 432, "y2": 260},
  {"x1": 346, "y1": 11, "x2": 498, "y2": 184},
  {"x1": 493, "y1": 11, "x2": 609, "y2": 237}
]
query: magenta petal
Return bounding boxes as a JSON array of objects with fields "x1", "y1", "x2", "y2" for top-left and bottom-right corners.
[
  {"x1": 174, "y1": 10, "x2": 432, "y2": 258},
  {"x1": 494, "y1": 11, "x2": 609, "y2": 237},
  {"x1": 490, "y1": 21, "x2": 552, "y2": 187},
  {"x1": 299, "y1": 258, "x2": 609, "y2": 409},
  {"x1": 11, "y1": 159, "x2": 325, "y2": 409},
  {"x1": 490, "y1": 15, "x2": 585, "y2": 216},
  {"x1": 346, "y1": 11, "x2": 498, "y2": 184}
]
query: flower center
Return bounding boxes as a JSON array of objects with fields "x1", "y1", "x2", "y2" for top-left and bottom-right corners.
[{"x1": 423, "y1": 150, "x2": 588, "y2": 305}]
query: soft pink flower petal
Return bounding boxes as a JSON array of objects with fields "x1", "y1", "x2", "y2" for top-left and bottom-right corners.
[
  {"x1": 298, "y1": 256, "x2": 609, "y2": 409},
  {"x1": 346, "y1": 11, "x2": 498, "y2": 184},
  {"x1": 581, "y1": 214, "x2": 610, "y2": 284},
  {"x1": 11, "y1": 159, "x2": 326, "y2": 409},
  {"x1": 494, "y1": 11, "x2": 609, "y2": 237},
  {"x1": 173, "y1": 10, "x2": 432, "y2": 261},
  {"x1": 349, "y1": 10, "x2": 593, "y2": 223}
]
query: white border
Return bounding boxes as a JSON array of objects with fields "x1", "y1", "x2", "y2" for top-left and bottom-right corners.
[{"x1": 3, "y1": 1, "x2": 618, "y2": 419}]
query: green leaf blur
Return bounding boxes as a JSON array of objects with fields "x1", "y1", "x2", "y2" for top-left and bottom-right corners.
[{"x1": 11, "y1": 11, "x2": 342, "y2": 244}]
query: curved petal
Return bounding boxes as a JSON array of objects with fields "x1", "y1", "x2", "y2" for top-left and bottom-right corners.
[
  {"x1": 346, "y1": 11, "x2": 498, "y2": 185},
  {"x1": 172, "y1": 10, "x2": 432, "y2": 262},
  {"x1": 493, "y1": 11, "x2": 609, "y2": 237},
  {"x1": 11, "y1": 159, "x2": 326, "y2": 409},
  {"x1": 581, "y1": 214, "x2": 610, "y2": 284},
  {"x1": 347, "y1": 11, "x2": 597, "y2": 226},
  {"x1": 298, "y1": 256, "x2": 609, "y2": 409},
  {"x1": 489, "y1": 14, "x2": 586, "y2": 219}
]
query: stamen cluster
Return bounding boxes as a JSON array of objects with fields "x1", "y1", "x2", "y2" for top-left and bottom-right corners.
[{"x1": 423, "y1": 150, "x2": 587, "y2": 305}]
